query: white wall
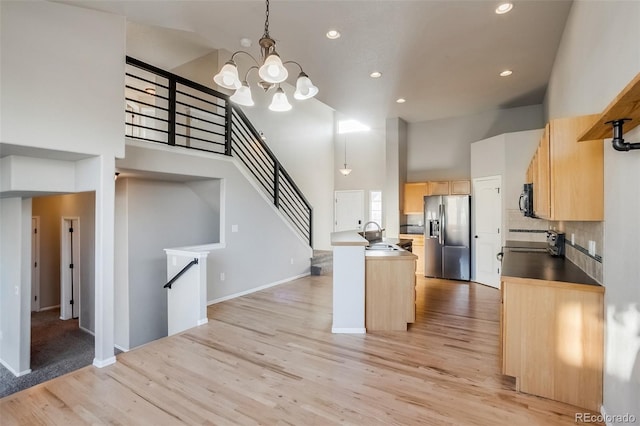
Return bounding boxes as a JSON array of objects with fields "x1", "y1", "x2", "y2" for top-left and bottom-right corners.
[
  {"x1": 0, "y1": 198, "x2": 32, "y2": 376},
  {"x1": 0, "y1": 1, "x2": 125, "y2": 158},
  {"x1": 544, "y1": 0, "x2": 640, "y2": 419},
  {"x1": 407, "y1": 105, "x2": 544, "y2": 181},
  {"x1": 384, "y1": 118, "x2": 408, "y2": 237},
  {"x1": 0, "y1": 0, "x2": 125, "y2": 369}
]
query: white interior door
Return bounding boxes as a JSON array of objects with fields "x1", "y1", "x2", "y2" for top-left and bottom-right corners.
[
  {"x1": 334, "y1": 190, "x2": 364, "y2": 231},
  {"x1": 473, "y1": 176, "x2": 502, "y2": 288},
  {"x1": 61, "y1": 218, "x2": 81, "y2": 320},
  {"x1": 31, "y1": 217, "x2": 40, "y2": 312}
]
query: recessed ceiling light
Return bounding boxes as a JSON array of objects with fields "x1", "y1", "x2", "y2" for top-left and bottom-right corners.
[
  {"x1": 499, "y1": 70, "x2": 513, "y2": 77},
  {"x1": 326, "y1": 29, "x2": 341, "y2": 39},
  {"x1": 396, "y1": 98, "x2": 406, "y2": 104},
  {"x1": 495, "y1": 2, "x2": 513, "y2": 14},
  {"x1": 370, "y1": 71, "x2": 382, "y2": 78}
]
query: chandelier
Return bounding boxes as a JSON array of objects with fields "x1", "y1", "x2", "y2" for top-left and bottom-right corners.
[{"x1": 213, "y1": 0, "x2": 318, "y2": 112}]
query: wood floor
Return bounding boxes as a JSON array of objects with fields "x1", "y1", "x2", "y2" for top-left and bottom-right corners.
[{"x1": 0, "y1": 276, "x2": 601, "y2": 425}]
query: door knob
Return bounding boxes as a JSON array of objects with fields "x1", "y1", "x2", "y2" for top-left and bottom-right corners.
[{"x1": 474, "y1": 235, "x2": 478, "y2": 238}]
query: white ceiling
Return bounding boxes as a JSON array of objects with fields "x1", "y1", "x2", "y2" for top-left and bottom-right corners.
[{"x1": 61, "y1": 0, "x2": 573, "y2": 128}]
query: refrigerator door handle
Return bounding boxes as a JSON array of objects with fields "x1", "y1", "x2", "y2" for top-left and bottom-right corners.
[{"x1": 438, "y1": 204, "x2": 445, "y2": 245}]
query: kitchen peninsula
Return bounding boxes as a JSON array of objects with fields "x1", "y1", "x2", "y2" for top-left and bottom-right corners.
[{"x1": 330, "y1": 231, "x2": 417, "y2": 333}]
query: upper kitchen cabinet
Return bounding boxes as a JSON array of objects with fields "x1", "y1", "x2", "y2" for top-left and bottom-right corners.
[
  {"x1": 403, "y1": 182, "x2": 428, "y2": 214},
  {"x1": 529, "y1": 115, "x2": 603, "y2": 221},
  {"x1": 428, "y1": 181, "x2": 450, "y2": 196},
  {"x1": 450, "y1": 180, "x2": 471, "y2": 195}
]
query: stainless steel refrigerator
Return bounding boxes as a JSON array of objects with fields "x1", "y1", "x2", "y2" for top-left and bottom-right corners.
[{"x1": 424, "y1": 195, "x2": 471, "y2": 281}]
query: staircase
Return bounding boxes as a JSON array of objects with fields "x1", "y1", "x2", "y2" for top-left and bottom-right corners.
[
  {"x1": 310, "y1": 250, "x2": 333, "y2": 276},
  {"x1": 124, "y1": 56, "x2": 313, "y2": 247}
]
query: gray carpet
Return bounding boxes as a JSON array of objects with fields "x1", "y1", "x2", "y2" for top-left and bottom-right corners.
[{"x1": 0, "y1": 309, "x2": 95, "y2": 399}]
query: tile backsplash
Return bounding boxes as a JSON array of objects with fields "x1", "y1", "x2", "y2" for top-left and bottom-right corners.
[
  {"x1": 555, "y1": 221, "x2": 603, "y2": 284},
  {"x1": 506, "y1": 209, "x2": 549, "y2": 242}
]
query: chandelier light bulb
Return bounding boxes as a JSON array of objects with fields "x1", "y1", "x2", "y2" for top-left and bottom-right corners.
[
  {"x1": 230, "y1": 82, "x2": 255, "y2": 106},
  {"x1": 213, "y1": 61, "x2": 242, "y2": 90},
  {"x1": 269, "y1": 87, "x2": 292, "y2": 112},
  {"x1": 294, "y1": 73, "x2": 319, "y2": 100},
  {"x1": 259, "y1": 53, "x2": 288, "y2": 84}
]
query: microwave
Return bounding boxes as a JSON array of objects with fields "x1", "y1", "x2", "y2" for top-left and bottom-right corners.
[{"x1": 519, "y1": 183, "x2": 535, "y2": 217}]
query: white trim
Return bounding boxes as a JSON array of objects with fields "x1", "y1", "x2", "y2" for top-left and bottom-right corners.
[
  {"x1": 38, "y1": 304, "x2": 60, "y2": 312},
  {"x1": 164, "y1": 243, "x2": 224, "y2": 257},
  {"x1": 207, "y1": 272, "x2": 310, "y2": 305},
  {"x1": 31, "y1": 216, "x2": 40, "y2": 312},
  {"x1": 331, "y1": 328, "x2": 366, "y2": 334},
  {"x1": 197, "y1": 318, "x2": 209, "y2": 326},
  {"x1": 79, "y1": 325, "x2": 95, "y2": 336},
  {"x1": 114, "y1": 344, "x2": 129, "y2": 353},
  {"x1": 0, "y1": 359, "x2": 31, "y2": 377},
  {"x1": 92, "y1": 356, "x2": 116, "y2": 368}
]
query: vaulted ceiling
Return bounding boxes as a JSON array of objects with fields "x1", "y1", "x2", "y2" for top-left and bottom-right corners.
[{"x1": 62, "y1": 0, "x2": 573, "y2": 128}]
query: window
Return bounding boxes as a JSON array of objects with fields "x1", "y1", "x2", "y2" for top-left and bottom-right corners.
[{"x1": 369, "y1": 191, "x2": 383, "y2": 226}]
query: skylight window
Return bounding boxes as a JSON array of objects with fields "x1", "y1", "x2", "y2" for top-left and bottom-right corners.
[{"x1": 338, "y1": 119, "x2": 371, "y2": 134}]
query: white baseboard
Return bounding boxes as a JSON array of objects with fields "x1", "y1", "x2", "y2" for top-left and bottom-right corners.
[
  {"x1": 197, "y1": 318, "x2": 209, "y2": 326},
  {"x1": 79, "y1": 325, "x2": 95, "y2": 336},
  {"x1": 114, "y1": 344, "x2": 130, "y2": 353},
  {"x1": 207, "y1": 272, "x2": 310, "y2": 305},
  {"x1": 92, "y1": 356, "x2": 116, "y2": 368},
  {"x1": 331, "y1": 327, "x2": 366, "y2": 334},
  {"x1": 0, "y1": 358, "x2": 31, "y2": 377},
  {"x1": 38, "y1": 304, "x2": 60, "y2": 312}
]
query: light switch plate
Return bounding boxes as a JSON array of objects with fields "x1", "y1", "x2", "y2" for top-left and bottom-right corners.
[
  {"x1": 571, "y1": 233, "x2": 575, "y2": 245},
  {"x1": 231, "y1": 224, "x2": 239, "y2": 233},
  {"x1": 588, "y1": 240, "x2": 596, "y2": 256}
]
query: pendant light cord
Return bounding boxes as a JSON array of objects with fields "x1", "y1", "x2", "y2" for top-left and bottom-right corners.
[
  {"x1": 264, "y1": 0, "x2": 270, "y2": 38},
  {"x1": 344, "y1": 138, "x2": 348, "y2": 166}
]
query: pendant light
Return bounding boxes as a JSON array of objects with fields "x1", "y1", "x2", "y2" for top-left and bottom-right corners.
[
  {"x1": 339, "y1": 138, "x2": 352, "y2": 176},
  {"x1": 213, "y1": 0, "x2": 318, "y2": 111}
]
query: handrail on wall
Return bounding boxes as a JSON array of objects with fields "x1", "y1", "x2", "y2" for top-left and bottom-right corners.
[{"x1": 164, "y1": 258, "x2": 198, "y2": 289}]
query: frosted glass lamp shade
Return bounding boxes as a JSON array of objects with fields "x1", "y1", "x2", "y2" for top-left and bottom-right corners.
[
  {"x1": 268, "y1": 87, "x2": 292, "y2": 112},
  {"x1": 258, "y1": 53, "x2": 288, "y2": 84},
  {"x1": 294, "y1": 73, "x2": 319, "y2": 100},
  {"x1": 230, "y1": 83, "x2": 255, "y2": 106},
  {"x1": 213, "y1": 61, "x2": 242, "y2": 90},
  {"x1": 339, "y1": 166, "x2": 352, "y2": 176}
]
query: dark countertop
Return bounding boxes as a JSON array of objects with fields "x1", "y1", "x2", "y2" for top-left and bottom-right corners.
[
  {"x1": 504, "y1": 240, "x2": 548, "y2": 250},
  {"x1": 501, "y1": 250, "x2": 600, "y2": 287},
  {"x1": 399, "y1": 225, "x2": 424, "y2": 235}
]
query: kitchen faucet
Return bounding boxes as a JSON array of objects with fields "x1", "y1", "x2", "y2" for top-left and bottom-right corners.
[{"x1": 362, "y1": 221, "x2": 382, "y2": 233}]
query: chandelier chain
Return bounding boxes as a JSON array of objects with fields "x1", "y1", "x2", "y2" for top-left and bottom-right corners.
[{"x1": 264, "y1": 0, "x2": 270, "y2": 37}]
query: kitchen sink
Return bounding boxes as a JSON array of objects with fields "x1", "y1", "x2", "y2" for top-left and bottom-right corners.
[{"x1": 366, "y1": 243, "x2": 400, "y2": 251}]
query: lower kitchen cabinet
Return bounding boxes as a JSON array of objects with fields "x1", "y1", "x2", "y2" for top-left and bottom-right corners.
[
  {"x1": 365, "y1": 256, "x2": 416, "y2": 331},
  {"x1": 400, "y1": 234, "x2": 424, "y2": 276},
  {"x1": 501, "y1": 277, "x2": 604, "y2": 411}
]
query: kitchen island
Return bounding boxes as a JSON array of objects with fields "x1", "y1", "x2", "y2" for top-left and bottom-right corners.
[
  {"x1": 500, "y1": 246, "x2": 603, "y2": 411},
  {"x1": 330, "y1": 231, "x2": 417, "y2": 333}
]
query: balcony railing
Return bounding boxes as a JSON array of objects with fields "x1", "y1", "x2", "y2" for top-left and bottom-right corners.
[{"x1": 125, "y1": 57, "x2": 312, "y2": 247}]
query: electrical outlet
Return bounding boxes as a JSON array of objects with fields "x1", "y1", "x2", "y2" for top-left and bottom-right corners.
[
  {"x1": 220, "y1": 272, "x2": 225, "y2": 281},
  {"x1": 588, "y1": 240, "x2": 596, "y2": 256},
  {"x1": 14, "y1": 286, "x2": 19, "y2": 296},
  {"x1": 571, "y1": 233, "x2": 575, "y2": 245}
]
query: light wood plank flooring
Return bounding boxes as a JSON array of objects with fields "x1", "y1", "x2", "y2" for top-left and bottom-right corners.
[{"x1": 0, "y1": 276, "x2": 601, "y2": 425}]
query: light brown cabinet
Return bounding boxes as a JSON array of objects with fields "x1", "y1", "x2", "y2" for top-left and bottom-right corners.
[
  {"x1": 400, "y1": 234, "x2": 424, "y2": 276},
  {"x1": 428, "y1": 181, "x2": 450, "y2": 195},
  {"x1": 365, "y1": 255, "x2": 417, "y2": 331},
  {"x1": 501, "y1": 276, "x2": 603, "y2": 411},
  {"x1": 403, "y1": 182, "x2": 428, "y2": 214},
  {"x1": 527, "y1": 115, "x2": 603, "y2": 221},
  {"x1": 450, "y1": 180, "x2": 471, "y2": 195},
  {"x1": 403, "y1": 180, "x2": 470, "y2": 214}
]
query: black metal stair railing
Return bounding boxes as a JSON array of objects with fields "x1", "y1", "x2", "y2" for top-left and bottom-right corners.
[{"x1": 125, "y1": 56, "x2": 312, "y2": 246}]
